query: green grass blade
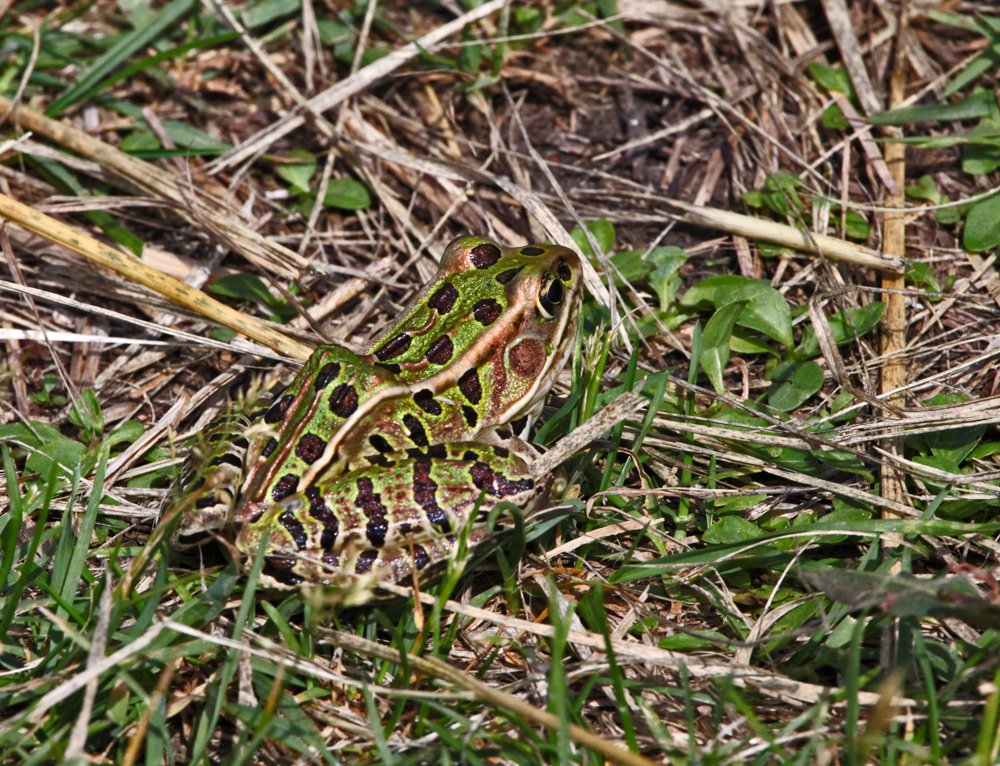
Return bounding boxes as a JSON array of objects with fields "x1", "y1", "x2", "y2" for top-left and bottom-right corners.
[
  {"x1": 577, "y1": 584, "x2": 638, "y2": 753},
  {"x1": 46, "y1": 0, "x2": 198, "y2": 116},
  {"x1": 57, "y1": 447, "x2": 107, "y2": 625},
  {"x1": 67, "y1": 31, "x2": 240, "y2": 109},
  {"x1": 0, "y1": 446, "x2": 24, "y2": 591}
]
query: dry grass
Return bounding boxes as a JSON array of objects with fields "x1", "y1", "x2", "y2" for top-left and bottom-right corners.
[{"x1": 2, "y1": 0, "x2": 1000, "y2": 763}]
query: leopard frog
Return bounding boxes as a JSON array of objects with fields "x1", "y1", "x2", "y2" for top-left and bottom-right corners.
[{"x1": 170, "y1": 237, "x2": 582, "y2": 590}]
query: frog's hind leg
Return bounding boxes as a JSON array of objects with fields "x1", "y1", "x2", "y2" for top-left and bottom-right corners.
[
  {"x1": 236, "y1": 442, "x2": 541, "y2": 590},
  {"x1": 165, "y1": 384, "x2": 276, "y2": 549}
]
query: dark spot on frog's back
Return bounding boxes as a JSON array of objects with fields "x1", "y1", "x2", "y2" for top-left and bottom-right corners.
[
  {"x1": 356, "y1": 477, "x2": 388, "y2": 548},
  {"x1": 375, "y1": 333, "x2": 412, "y2": 362},
  {"x1": 470, "y1": 461, "x2": 533, "y2": 498},
  {"x1": 427, "y1": 282, "x2": 458, "y2": 313},
  {"x1": 473, "y1": 298, "x2": 502, "y2": 326},
  {"x1": 278, "y1": 510, "x2": 308, "y2": 549},
  {"x1": 263, "y1": 394, "x2": 294, "y2": 424},
  {"x1": 413, "y1": 458, "x2": 448, "y2": 531},
  {"x1": 272, "y1": 474, "x2": 300, "y2": 502},
  {"x1": 261, "y1": 437, "x2": 278, "y2": 458},
  {"x1": 521, "y1": 245, "x2": 546, "y2": 256},
  {"x1": 557, "y1": 260, "x2": 572, "y2": 282},
  {"x1": 209, "y1": 453, "x2": 242, "y2": 468},
  {"x1": 295, "y1": 433, "x2": 326, "y2": 464},
  {"x1": 313, "y1": 361, "x2": 341, "y2": 390},
  {"x1": 425, "y1": 335, "x2": 454, "y2": 365},
  {"x1": 263, "y1": 558, "x2": 304, "y2": 586},
  {"x1": 495, "y1": 267, "x2": 523, "y2": 285},
  {"x1": 458, "y1": 368, "x2": 482, "y2": 405},
  {"x1": 462, "y1": 405, "x2": 478, "y2": 428},
  {"x1": 470, "y1": 242, "x2": 501, "y2": 269},
  {"x1": 329, "y1": 383, "x2": 359, "y2": 417},
  {"x1": 305, "y1": 485, "x2": 339, "y2": 550},
  {"x1": 414, "y1": 388, "x2": 443, "y2": 415},
  {"x1": 355, "y1": 549, "x2": 379, "y2": 574},
  {"x1": 403, "y1": 414, "x2": 429, "y2": 447},
  {"x1": 413, "y1": 545, "x2": 431, "y2": 570}
]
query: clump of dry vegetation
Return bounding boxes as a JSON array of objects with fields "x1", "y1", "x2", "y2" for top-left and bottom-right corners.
[{"x1": 2, "y1": 0, "x2": 1000, "y2": 763}]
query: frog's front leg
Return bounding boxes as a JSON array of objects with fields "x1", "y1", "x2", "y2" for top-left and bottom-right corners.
[{"x1": 233, "y1": 442, "x2": 541, "y2": 588}]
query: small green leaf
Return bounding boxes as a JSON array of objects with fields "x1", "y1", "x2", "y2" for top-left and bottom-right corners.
[
  {"x1": 210, "y1": 272, "x2": 275, "y2": 305},
  {"x1": 647, "y1": 247, "x2": 687, "y2": 311},
  {"x1": 807, "y1": 62, "x2": 854, "y2": 96},
  {"x1": 323, "y1": 177, "x2": 371, "y2": 210},
  {"x1": 210, "y1": 327, "x2": 238, "y2": 343},
  {"x1": 760, "y1": 172, "x2": 805, "y2": 217},
  {"x1": 241, "y1": 0, "x2": 302, "y2": 28},
  {"x1": 702, "y1": 515, "x2": 761, "y2": 544},
  {"x1": 963, "y1": 142, "x2": 1000, "y2": 176},
  {"x1": 797, "y1": 302, "x2": 886, "y2": 360},
  {"x1": 700, "y1": 300, "x2": 748, "y2": 395},
  {"x1": 906, "y1": 262, "x2": 941, "y2": 293},
  {"x1": 682, "y1": 276, "x2": 793, "y2": 347},
  {"x1": 28, "y1": 374, "x2": 66, "y2": 407},
  {"x1": 922, "y1": 394, "x2": 986, "y2": 465},
  {"x1": 159, "y1": 121, "x2": 232, "y2": 152},
  {"x1": 843, "y1": 210, "x2": 870, "y2": 240},
  {"x1": 680, "y1": 274, "x2": 751, "y2": 309},
  {"x1": 869, "y1": 89, "x2": 999, "y2": 125},
  {"x1": 88, "y1": 209, "x2": 144, "y2": 257},
  {"x1": 604, "y1": 248, "x2": 654, "y2": 284},
  {"x1": 729, "y1": 330, "x2": 778, "y2": 357},
  {"x1": 120, "y1": 129, "x2": 161, "y2": 153},
  {"x1": 360, "y1": 46, "x2": 390, "y2": 68},
  {"x1": 275, "y1": 150, "x2": 317, "y2": 194},
  {"x1": 68, "y1": 389, "x2": 104, "y2": 441},
  {"x1": 11, "y1": 421, "x2": 87, "y2": 477},
  {"x1": 457, "y1": 30, "x2": 481, "y2": 75},
  {"x1": 658, "y1": 630, "x2": 727, "y2": 651},
  {"x1": 964, "y1": 193, "x2": 1000, "y2": 252},
  {"x1": 906, "y1": 175, "x2": 944, "y2": 204},
  {"x1": 816, "y1": 449, "x2": 873, "y2": 482},
  {"x1": 514, "y1": 5, "x2": 542, "y2": 31},
  {"x1": 106, "y1": 419, "x2": 144, "y2": 449},
  {"x1": 571, "y1": 219, "x2": 616, "y2": 256},
  {"x1": 821, "y1": 104, "x2": 850, "y2": 130},
  {"x1": 767, "y1": 360, "x2": 823, "y2": 412},
  {"x1": 730, "y1": 283, "x2": 793, "y2": 347},
  {"x1": 316, "y1": 19, "x2": 350, "y2": 45},
  {"x1": 969, "y1": 442, "x2": 1000, "y2": 460},
  {"x1": 944, "y1": 43, "x2": 1000, "y2": 97},
  {"x1": 716, "y1": 494, "x2": 767, "y2": 513}
]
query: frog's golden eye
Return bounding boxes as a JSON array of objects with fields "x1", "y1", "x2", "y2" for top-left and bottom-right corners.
[{"x1": 537, "y1": 273, "x2": 565, "y2": 319}]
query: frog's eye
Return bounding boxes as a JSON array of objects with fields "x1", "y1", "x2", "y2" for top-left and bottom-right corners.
[{"x1": 537, "y1": 273, "x2": 565, "y2": 319}]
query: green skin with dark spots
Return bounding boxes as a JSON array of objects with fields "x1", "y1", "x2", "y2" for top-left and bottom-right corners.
[{"x1": 174, "y1": 236, "x2": 582, "y2": 589}]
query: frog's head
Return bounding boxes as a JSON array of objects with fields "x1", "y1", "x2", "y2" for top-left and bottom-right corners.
[{"x1": 427, "y1": 237, "x2": 583, "y2": 427}]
